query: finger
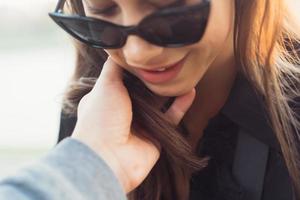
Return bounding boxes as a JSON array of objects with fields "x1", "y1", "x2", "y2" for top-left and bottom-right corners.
[
  {"x1": 165, "y1": 88, "x2": 196, "y2": 125},
  {"x1": 95, "y1": 57, "x2": 124, "y2": 87}
]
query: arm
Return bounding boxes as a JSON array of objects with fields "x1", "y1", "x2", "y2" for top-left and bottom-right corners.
[{"x1": 0, "y1": 138, "x2": 127, "y2": 200}]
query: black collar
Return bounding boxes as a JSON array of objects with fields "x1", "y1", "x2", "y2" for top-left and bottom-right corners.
[{"x1": 221, "y1": 73, "x2": 281, "y2": 151}]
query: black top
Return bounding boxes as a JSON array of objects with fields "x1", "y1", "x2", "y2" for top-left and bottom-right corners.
[
  {"x1": 57, "y1": 73, "x2": 299, "y2": 200},
  {"x1": 189, "y1": 73, "x2": 297, "y2": 200}
]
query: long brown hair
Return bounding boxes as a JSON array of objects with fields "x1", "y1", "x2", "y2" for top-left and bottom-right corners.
[{"x1": 61, "y1": 0, "x2": 300, "y2": 199}]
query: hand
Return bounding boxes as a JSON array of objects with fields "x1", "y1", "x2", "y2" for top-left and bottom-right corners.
[{"x1": 72, "y1": 57, "x2": 196, "y2": 193}]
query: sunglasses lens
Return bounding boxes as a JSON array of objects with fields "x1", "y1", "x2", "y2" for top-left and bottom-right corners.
[
  {"x1": 139, "y1": 6, "x2": 209, "y2": 47},
  {"x1": 53, "y1": 16, "x2": 125, "y2": 48},
  {"x1": 88, "y1": 21, "x2": 125, "y2": 47},
  {"x1": 50, "y1": 2, "x2": 210, "y2": 48}
]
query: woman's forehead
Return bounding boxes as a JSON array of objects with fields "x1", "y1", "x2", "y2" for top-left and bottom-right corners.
[
  {"x1": 85, "y1": 0, "x2": 180, "y2": 4},
  {"x1": 83, "y1": 0, "x2": 184, "y2": 9}
]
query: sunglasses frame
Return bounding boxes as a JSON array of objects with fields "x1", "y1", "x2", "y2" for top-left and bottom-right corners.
[{"x1": 49, "y1": 0, "x2": 211, "y2": 49}]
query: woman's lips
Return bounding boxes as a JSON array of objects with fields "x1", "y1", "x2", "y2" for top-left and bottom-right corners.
[{"x1": 134, "y1": 56, "x2": 187, "y2": 84}]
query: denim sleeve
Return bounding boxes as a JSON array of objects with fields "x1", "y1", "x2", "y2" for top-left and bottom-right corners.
[{"x1": 0, "y1": 138, "x2": 127, "y2": 200}]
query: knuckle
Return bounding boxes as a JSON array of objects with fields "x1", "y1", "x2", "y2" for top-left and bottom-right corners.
[{"x1": 165, "y1": 106, "x2": 184, "y2": 125}]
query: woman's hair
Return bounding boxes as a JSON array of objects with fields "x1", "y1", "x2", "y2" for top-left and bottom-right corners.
[{"x1": 61, "y1": 0, "x2": 300, "y2": 199}]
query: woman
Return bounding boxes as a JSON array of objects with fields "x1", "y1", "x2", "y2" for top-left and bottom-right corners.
[{"x1": 50, "y1": 0, "x2": 300, "y2": 199}]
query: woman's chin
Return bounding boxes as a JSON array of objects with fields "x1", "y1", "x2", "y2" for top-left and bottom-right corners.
[{"x1": 146, "y1": 83, "x2": 193, "y2": 97}]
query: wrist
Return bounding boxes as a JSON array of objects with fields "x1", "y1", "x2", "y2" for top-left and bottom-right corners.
[
  {"x1": 95, "y1": 147, "x2": 131, "y2": 193},
  {"x1": 71, "y1": 135, "x2": 130, "y2": 193}
]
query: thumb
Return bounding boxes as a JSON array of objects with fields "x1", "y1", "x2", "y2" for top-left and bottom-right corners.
[{"x1": 165, "y1": 88, "x2": 196, "y2": 125}]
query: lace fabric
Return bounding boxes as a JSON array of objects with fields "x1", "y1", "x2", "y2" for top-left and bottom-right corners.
[{"x1": 189, "y1": 113, "x2": 245, "y2": 200}]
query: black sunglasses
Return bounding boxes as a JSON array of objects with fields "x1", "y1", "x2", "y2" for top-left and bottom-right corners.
[{"x1": 49, "y1": 0, "x2": 211, "y2": 49}]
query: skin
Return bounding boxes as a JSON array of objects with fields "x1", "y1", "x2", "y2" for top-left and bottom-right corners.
[
  {"x1": 73, "y1": 0, "x2": 238, "y2": 193},
  {"x1": 83, "y1": 0, "x2": 237, "y2": 149},
  {"x1": 73, "y1": 58, "x2": 196, "y2": 192}
]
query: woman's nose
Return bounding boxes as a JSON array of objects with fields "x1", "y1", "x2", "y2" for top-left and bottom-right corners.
[{"x1": 122, "y1": 35, "x2": 164, "y2": 67}]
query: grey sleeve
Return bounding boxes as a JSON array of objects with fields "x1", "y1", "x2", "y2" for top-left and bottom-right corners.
[{"x1": 0, "y1": 138, "x2": 127, "y2": 200}]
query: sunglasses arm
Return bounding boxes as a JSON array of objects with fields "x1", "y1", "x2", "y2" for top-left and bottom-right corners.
[{"x1": 55, "y1": 0, "x2": 66, "y2": 13}]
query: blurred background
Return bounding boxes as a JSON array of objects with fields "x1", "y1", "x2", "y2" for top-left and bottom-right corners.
[{"x1": 0, "y1": 0, "x2": 75, "y2": 178}]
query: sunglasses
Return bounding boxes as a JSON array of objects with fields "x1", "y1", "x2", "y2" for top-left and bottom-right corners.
[{"x1": 49, "y1": 0, "x2": 211, "y2": 49}]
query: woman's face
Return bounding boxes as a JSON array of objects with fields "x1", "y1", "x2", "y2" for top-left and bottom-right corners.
[{"x1": 83, "y1": 0, "x2": 235, "y2": 97}]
